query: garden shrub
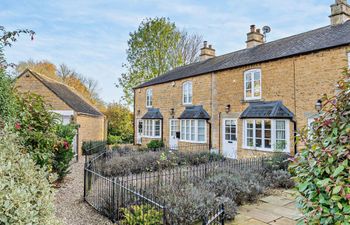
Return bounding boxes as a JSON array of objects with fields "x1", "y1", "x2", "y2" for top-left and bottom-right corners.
[
  {"x1": 121, "y1": 205, "x2": 163, "y2": 225},
  {"x1": 100, "y1": 150, "x2": 224, "y2": 176},
  {"x1": 82, "y1": 140, "x2": 107, "y2": 155},
  {"x1": 147, "y1": 140, "x2": 164, "y2": 150},
  {"x1": 264, "y1": 170, "x2": 294, "y2": 189},
  {"x1": 202, "y1": 171, "x2": 265, "y2": 205},
  {"x1": 0, "y1": 132, "x2": 59, "y2": 225},
  {"x1": 107, "y1": 134, "x2": 123, "y2": 145},
  {"x1": 15, "y1": 93, "x2": 59, "y2": 171},
  {"x1": 53, "y1": 123, "x2": 77, "y2": 181},
  {"x1": 289, "y1": 71, "x2": 350, "y2": 224},
  {"x1": 0, "y1": 69, "x2": 17, "y2": 122},
  {"x1": 158, "y1": 181, "x2": 237, "y2": 225}
]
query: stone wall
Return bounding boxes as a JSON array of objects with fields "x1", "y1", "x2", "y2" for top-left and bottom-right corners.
[{"x1": 134, "y1": 45, "x2": 350, "y2": 157}]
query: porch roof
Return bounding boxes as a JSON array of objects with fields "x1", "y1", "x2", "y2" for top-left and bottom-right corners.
[
  {"x1": 179, "y1": 105, "x2": 210, "y2": 120},
  {"x1": 141, "y1": 108, "x2": 163, "y2": 119},
  {"x1": 240, "y1": 101, "x2": 294, "y2": 119}
]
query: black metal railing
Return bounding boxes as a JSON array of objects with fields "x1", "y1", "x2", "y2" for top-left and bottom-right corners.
[
  {"x1": 84, "y1": 148, "x2": 289, "y2": 224},
  {"x1": 203, "y1": 203, "x2": 225, "y2": 225}
]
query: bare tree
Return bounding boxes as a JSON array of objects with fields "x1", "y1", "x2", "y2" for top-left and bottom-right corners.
[{"x1": 178, "y1": 30, "x2": 203, "y2": 65}]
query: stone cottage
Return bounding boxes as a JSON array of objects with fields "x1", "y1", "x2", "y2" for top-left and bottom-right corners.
[
  {"x1": 16, "y1": 69, "x2": 106, "y2": 160},
  {"x1": 133, "y1": 0, "x2": 350, "y2": 158}
]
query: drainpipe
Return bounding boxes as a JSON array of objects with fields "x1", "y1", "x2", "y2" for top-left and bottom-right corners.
[
  {"x1": 133, "y1": 89, "x2": 136, "y2": 145},
  {"x1": 161, "y1": 118, "x2": 164, "y2": 144},
  {"x1": 207, "y1": 120, "x2": 212, "y2": 151},
  {"x1": 291, "y1": 119, "x2": 297, "y2": 155},
  {"x1": 218, "y1": 112, "x2": 222, "y2": 154}
]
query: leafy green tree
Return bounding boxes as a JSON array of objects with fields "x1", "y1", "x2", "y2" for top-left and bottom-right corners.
[
  {"x1": 0, "y1": 69, "x2": 17, "y2": 122},
  {"x1": 104, "y1": 103, "x2": 133, "y2": 143},
  {"x1": 0, "y1": 26, "x2": 34, "y2": 69},
  {"x1": 289, "y1": 70, "x2": 350, "y2": 224},
  {"x1": 118, "y1": 17, "x2": 202, "y2": 105}
]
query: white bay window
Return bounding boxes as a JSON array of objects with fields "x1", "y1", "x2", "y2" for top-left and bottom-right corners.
[
  {"x1": 180, "y1": 119, "x2": 206, "y2": 143},
  {"x1": 143, "y1": 119, "x2": 161, "y2": 138},
  {"x1": 243, "y1": 119, "x2": 289, "y2": 151}
]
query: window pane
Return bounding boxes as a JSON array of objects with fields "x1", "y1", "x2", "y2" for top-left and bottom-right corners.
[
  {"x1": 254, "y1": 80, "x2": 260, "y2": 97},
  {"x1": 155, "y1": 120, "x2": 160, "y2": 136},
  {"x1": 198, "y1": 120, "x2": 205, "y2": 142},
  {"x1": 254, "y1": 71, "x2": 260, "y2": 81},
  {"x1": 265, "y1": 139, "x2": 271, "y2": 148},
  {"x1": 225, "y1": 134, "x2": 230, "y2": 140},
  {"x1": 186, "y1": 120, "x2": 190, "y2": 140},
  {"x1": 247, "y1": 138, "x2": 254, "y2": 147},
  {"x1": 181, "y1": 121, "x2": 185, "y2": 139},
  {"x1": 191, "y1": 120, "x2": 195, "y2": 141},
  {"x1": 275, "y1": 121, "x2": 286, "y2": 150},
  {"x1": 256, "y1": 138, "x2": 262, "y2": 147}
]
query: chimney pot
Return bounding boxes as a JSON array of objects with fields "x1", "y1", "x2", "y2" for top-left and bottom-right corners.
[
  {"x1": 330, "y1": 0, "x2": 350, "y2": 25},
  {"x1": 246, "y1": 25, "x2": 264, "y2": 48},
  {"x1": 200, "y1": 41, "x2": 215, "y2": 61},
  {"x1": 250, "y1": 25, "x2": 256, "y2": 32}
]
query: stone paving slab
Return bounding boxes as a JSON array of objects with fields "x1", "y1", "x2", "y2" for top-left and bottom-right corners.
[
  {"x1": 269, "y1": 217, "x2": 297, "y2": 225},
  {"x1": 255, "y1": 203, "x2": 303, "y2": 220},
  {"x1": 231, "y1": 190, "x2": 302, "y2": 225},
  {"x1": 239, "y1": 207, "x2": 282, "y2": 223},
  {"x1": 260, "y1": 195, "x2": 294, "y2": 207}
]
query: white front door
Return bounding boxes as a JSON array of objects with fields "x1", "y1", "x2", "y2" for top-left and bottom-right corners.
[
  {"x1": 136, "y1": 120, "x2": 143, "y2": 144},
  {"x1": 222, "y1": 119, "x2": 237, "y2": 159},
  {"x1": 169, "y1": 119, "x2": 179, "y2": 150}
]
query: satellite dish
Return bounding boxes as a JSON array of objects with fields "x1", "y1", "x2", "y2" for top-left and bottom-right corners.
[
  {"x1": 262, "y1": 26, "x2": 271, "y2": 42},
  {"x1": 262, "y1": 26, "x2": 271, "y2": 35}
]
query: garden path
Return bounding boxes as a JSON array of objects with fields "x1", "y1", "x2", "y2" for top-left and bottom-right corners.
[
  {"x1": 54, "y1": 160, "x2": 113, "y2": 225},
  {"x1": 230, "y1": 190, "x2": 303, "y2": 225}
]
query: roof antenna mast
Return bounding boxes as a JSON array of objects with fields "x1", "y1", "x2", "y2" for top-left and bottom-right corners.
[{"x1": 262, "y1": 26, "x2": 271, "y2": 42}]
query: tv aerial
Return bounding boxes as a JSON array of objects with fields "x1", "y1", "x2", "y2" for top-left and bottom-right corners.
[{"x1": 262, "y1": 26, "x2": 271, "y2": 42}]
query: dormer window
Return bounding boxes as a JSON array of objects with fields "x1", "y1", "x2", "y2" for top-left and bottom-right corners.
[
  {"x1": 244, "y1": 69, "x2": 261, "y2": 100},
  {"x1": 183, "y1": 81, "x2": 192, "y2": 104},
  {"x1": 146, "y1": 89, "x2": 152, "y2": 107}
]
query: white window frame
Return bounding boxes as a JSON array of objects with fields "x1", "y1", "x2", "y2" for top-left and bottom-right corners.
[
  {"x1": 242, "y1": 119, "x2": 289, "y2": 152},
  {"x1": 182, "y1": 81, "x2": 193, "y2": 105},
  {"x1": 142, "y1": 119, "x2": 161, "y2": 138},
  {"x1": 244, "y1": 69, "x2": 262, "y2": 101},
  {"x1": 347, "y1": 52, "x2": 350, "y2": 69},
  {"x1": 146, "y1": 89, "x2": 153, "y2": 108},
  {"x1": 180, "y1": 119, "x2": 206, "y2": 143}
]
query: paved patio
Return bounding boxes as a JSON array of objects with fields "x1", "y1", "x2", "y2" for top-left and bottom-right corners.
[{"x1": 229, "y1": 190, "x2": 303, "y2": 225}]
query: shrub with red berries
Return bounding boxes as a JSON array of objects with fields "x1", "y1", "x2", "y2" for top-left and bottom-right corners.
[{"x1": 289, "y1": 69, "x2": 350, "y2": 224}]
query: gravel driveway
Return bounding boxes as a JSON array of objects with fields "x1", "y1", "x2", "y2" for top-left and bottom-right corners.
[{"x1": 55, "y1": 160, "x2": 113, "y2": 225}]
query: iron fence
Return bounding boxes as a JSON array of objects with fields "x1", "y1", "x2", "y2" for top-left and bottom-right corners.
[{"x1": 84, "y1": 148, "x2": 289, "y2": 224}]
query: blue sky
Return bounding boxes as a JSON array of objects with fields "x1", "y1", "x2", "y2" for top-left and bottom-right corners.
[{"x1": 2, "y1": 0, "x2": 333, "y2": 103}]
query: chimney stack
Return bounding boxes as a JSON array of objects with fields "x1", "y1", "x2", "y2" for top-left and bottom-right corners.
[
  {"x1": 330, "y1": 0, "x2": 350, "y2": 25},
  {"x1": 246, "y1": 25, "x2": 264, "y2": 48},
  {"x1": 199, "y1": 41, "x2": 216, "y2": 61}
]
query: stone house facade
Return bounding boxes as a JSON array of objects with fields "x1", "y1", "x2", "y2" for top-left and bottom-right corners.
[
  {"x1": 134, "y1": 0, "x2": 350, "y2": 158},
  {"x1": 15, "y1": 69, "x2": 107, "y2": 160}
]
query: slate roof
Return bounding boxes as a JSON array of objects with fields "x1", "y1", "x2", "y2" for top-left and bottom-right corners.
[
  {"x1": 20, "y1": 69, "x2": 103, "y2": 117},
  {"x1": 142, "y1": 108, "x2": 163, "y2": 119},
  {"x1": 136, "y1": 21, "x2": 350, "y2": 89},
  {"x1": 179, "y1": 105, "x2": 210, "y2": 120},
  {"x1": 240, "y1": 101, "x2": 294, "y2": 119}
]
